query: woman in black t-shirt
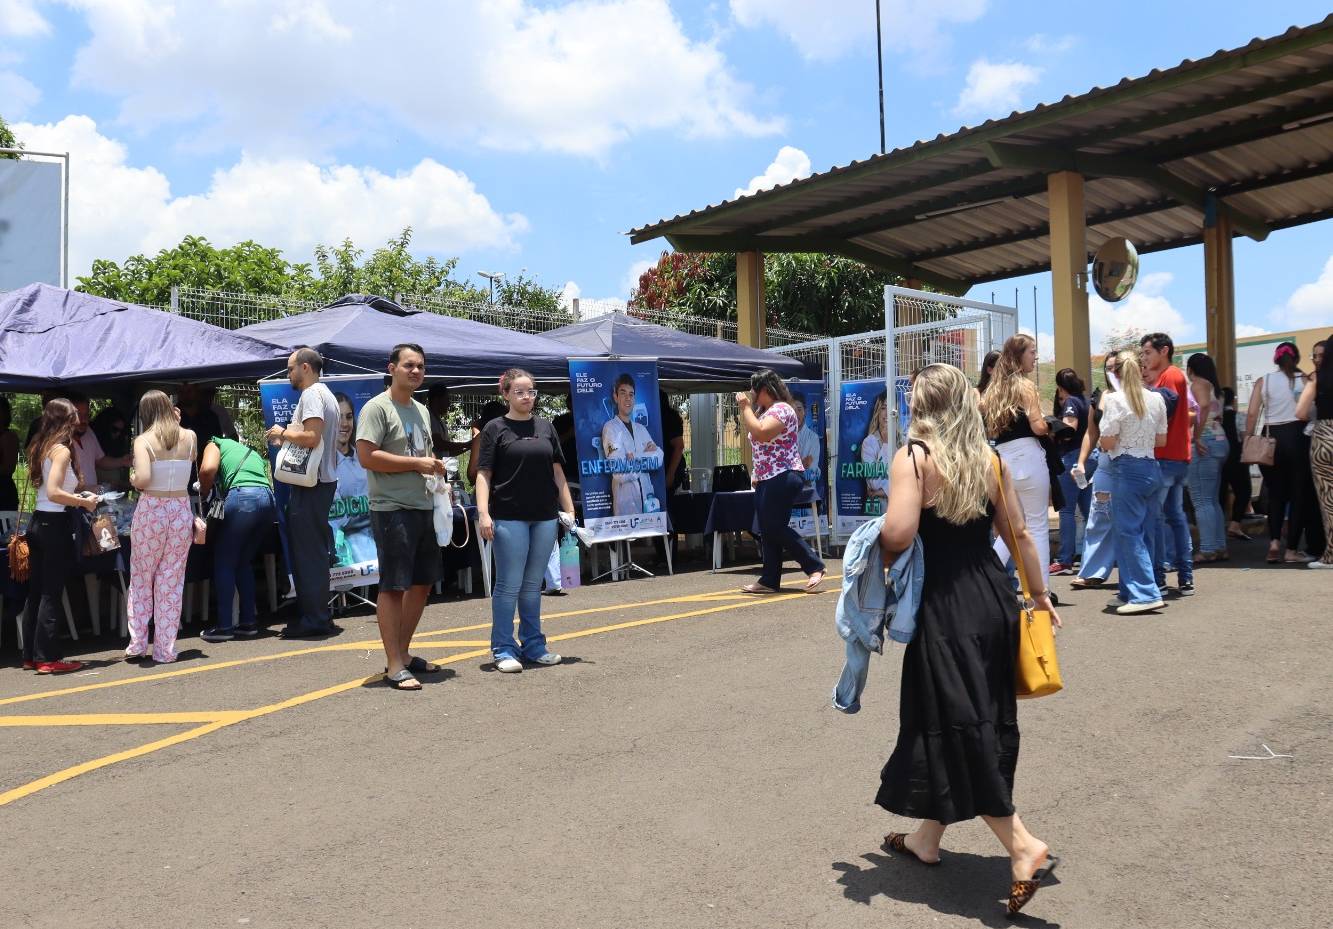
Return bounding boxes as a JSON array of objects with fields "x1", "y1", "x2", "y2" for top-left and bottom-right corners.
[
  {"x1": 1051, "y1": 368, "x2": 1090, "y2": 574},
  {"x1": 476, "y1": 368, "x2": 577, "y2": 673}
]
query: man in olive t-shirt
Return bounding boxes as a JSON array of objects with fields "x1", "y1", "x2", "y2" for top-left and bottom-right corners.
[{"x1": 355, "y1": 343, "x2": 445, "y2": 690}]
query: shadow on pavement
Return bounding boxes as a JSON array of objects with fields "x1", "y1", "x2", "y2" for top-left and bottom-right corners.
[{"x1": 832, "y1": 848, "x2": 1061, "y2": 929}]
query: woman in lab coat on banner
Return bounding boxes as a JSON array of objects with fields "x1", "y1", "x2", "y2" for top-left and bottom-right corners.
[
  {"x1": 601, "y1": 374, "x2": 664, "y2": 516},
  {"x1": 861, "y1": 390, "x2": 891, "y2": 512}
]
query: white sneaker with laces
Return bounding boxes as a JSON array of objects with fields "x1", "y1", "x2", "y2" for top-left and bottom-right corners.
[
  {"x1": 1117, "y1": 600, "x2": 1165, "y2": 615},
  {"x1": 496, "y1": 657, "x2": 523, "y2": 673},
  {"x1": 532, "y1": 652, "x2": 562, "y2": 666},
  {"x1": 1308, "y1": 560, "x2": 1333, "y2": 569}
]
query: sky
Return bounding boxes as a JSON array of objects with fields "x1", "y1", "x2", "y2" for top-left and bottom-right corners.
[{"x1": 2, "y1": 0, "x2": 1331, "y2": 353}]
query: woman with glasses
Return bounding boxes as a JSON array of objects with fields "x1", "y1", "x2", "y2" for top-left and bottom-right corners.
[{"x1": 476, "y1": 368, "x2": 576, "y2": 673}]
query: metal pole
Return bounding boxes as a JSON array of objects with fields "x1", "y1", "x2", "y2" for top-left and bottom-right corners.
[{"x1": 875, "y1": 0, "x2": 886, "y2": 155}]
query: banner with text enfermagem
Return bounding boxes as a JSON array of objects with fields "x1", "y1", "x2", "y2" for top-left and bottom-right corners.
[
  {"x1": 261, "y1": 374, "x2": 383, "y2": 590},
  {"x1": 568, "y1": 358, "x2": 668, "y2": 543},
  {"x1": 836, "y1": 379, "x2": 892, "y2": 537}
]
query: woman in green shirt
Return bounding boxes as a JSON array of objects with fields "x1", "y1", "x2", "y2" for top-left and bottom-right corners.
[{"x1": 198, "y1": 436, "x2": 275, "y2": 642}]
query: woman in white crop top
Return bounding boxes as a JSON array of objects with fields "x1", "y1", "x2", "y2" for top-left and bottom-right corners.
[{"x1": 125, "y1": 390, "x2": 199, "y2": 663}]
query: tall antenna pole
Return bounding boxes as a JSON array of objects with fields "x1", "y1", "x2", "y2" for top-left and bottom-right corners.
[{"x1": 875, "y1": 0, "x2": 886, "y2": 154}]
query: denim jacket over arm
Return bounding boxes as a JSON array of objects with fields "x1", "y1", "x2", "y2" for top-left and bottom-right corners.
[{"x1": 832, "y1": 516, "x2": 924, "y2": 713}]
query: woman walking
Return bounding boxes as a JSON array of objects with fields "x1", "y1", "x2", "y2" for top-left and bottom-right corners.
[
  {"x1": 1246, "y1": 342, "x2": 1315, "y2": 564},
  {"x1": 1186, "y1": 353, "x2": 1229, "y2": 562},
  {"x1": 126, "y1": 390, "x2": 198, "y2": 663},
  {"x1": 476, "y1": 368, "x2": 574, "y2": 673},
  {"x1": 22, "y1": 398, "x2": 100, "y2": 674},
  {"x1": 1099, "y1": 352, "x2": 1168, "y2": 614},
  {"x1": 1071, "y1": 354, "x2": 1121, "y2": 588},
  {"x1": 1050, "y1": 368, "x2": 1091, "y2": 576},
  {"x1": 199, "y1": 434, "x2": 276, "y2": 642},
  {"x1": 1297, "y1": 334, "x2": 1333, "y2": 567},
  {"x1": 980, "y1": 334, "x2": 1052, "y2": 590},
  {"x1": 875, "y1": 364, "x2": 1061, "y2": 917},
  {"x1": 736, "y1": 369, "x2": 826, "y2": 594}
]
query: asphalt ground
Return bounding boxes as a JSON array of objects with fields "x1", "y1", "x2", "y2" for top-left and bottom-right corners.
[{"x1": 0, "y1": 541, "x2": 1328, "y2": 929}]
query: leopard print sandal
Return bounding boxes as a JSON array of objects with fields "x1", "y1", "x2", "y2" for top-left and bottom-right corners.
[
  {"x1": 1007, "y1": 854, "x2": 1060, "y2": 917},
  {"x1": 883, "y1": 832, "x2": 941, "y2": 866}
]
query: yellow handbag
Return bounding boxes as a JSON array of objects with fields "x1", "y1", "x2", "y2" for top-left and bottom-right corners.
[{"x1": 992, "y1": 454, "x2": 1063, "y2": 699}]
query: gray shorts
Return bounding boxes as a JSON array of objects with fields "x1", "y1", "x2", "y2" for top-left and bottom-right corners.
[{"x1": 370, "y1": 509, "x2": 442, "y2": 591}]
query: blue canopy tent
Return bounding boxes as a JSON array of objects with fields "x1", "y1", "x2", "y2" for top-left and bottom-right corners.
[
  {"x1": 0, "y1": 283, "x2": 290, "y2": 391},
  {"x1": 543, "y1": 313, "x2": 814, "y2": 389},
  {"x1": 234, "y1": 294, "x2": 577, "y2": 386}
]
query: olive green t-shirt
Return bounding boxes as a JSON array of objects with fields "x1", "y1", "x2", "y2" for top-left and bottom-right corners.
[{"x1": 355, "y1": 392, "x2": 433, "y2": 512}]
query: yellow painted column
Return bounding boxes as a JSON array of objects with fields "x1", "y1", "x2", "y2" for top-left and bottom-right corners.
[
  {"x1": 1204, "y1": 213, "x2": 1237, "y2": 389},
  {"x1": 1047, "y1": 171, "x2": 1091, "y2": 387},
  {"x1": 736, "y1": 251, "x2": 765, "y2": 471}
]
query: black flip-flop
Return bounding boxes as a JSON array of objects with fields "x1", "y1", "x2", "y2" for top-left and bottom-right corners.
[
  {"x1": 407, "y1": 656, "x2": 442, "y2": 674},
  {"x1": 385, "y1": 669, "x2": 421, "y2": 691},
  {"x1": 883, "y1": 832, "x2": 941, "y2": 866},
  {"x1": 1008, "y1": 853, "x2": 1060, "y2": 917}
]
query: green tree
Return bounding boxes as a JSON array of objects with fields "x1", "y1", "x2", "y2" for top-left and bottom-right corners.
[
  {"x1": 629, "y1": 250, "x2": 908, "y2": 336},
  {"x1": 302, "y1": 228, "x2": 488, "y2": 305},
  {"x1": 79, "y1": 235, "x2": 295, "y2": 305},
  {"x1": 494, "y1": 272, "x2": 565, "y2": 317},
  {"x1": 0, "y1": 114, "x2": 20, "y2": 159}
]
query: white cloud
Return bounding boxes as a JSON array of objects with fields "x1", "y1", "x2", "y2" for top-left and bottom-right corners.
[
  {"x1": 14, "y1": 115, "x2": 528, "y2": 280},
  {"x1": 1269, "y1": 255, "x2": 1333, "y2": 331},
  {"x1": 1235, "y1": 324, "x2": 1270, "y2": 338},
  {"x1": 57, "y1": 0, "x2": 781, "y2": 158},
  {"x1": 1022, "y1": 33, "x2": 1076, "y2": 55},
  {"x1": 953, "y1": 58, "x2": 1041, "y2": 119},
  {"x1": 734, "y1": 145, "x2": 811, "y2": 199},
  {"x1": 1018, "y1": 327, "x2": 1055, "y2": 361},
  {"x1": 623, "y1": 259, "x2": 656, "y2": 296},
  {"x1": 0, "y1": 0, "x2": 49, "y2": 37},
  {"x1": 730, "y1": 0, "x2": 987, "y2": 64},
  {"x1": 1088, "y1": 271, "x2": 1193, "y2": 351},
  {"x1": 558, "y1": 280, "x2": 581, "y2": 311},
  {"x1": 0, "y1": 70, "x2": 39, "y2": 119}
]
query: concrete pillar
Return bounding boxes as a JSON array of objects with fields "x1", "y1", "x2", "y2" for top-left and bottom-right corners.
[
  {"x1": 1204, "y1": 209, "x2": 1237, "y2": 389},
  {"x1": 736, "y1": 251, "x2": 766, "y2": 349},
  {"x1": 1047, "y1": 171, "x2": 1091, "y2": 387}
]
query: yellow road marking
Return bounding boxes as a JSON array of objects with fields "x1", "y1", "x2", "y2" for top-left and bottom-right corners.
[
  {"x1": 0, "y1": 588, "x2": 833, "y2": 807},
  {"x1": 0, "y1": 711, "x2": 250, "y2": 727}
]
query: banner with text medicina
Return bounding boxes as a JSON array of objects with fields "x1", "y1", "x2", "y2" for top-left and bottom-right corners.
[
  {"x1": 261, "y1": 374, "x2": 384, "y2": 590},
  {"x1": 568, "y1": 358, "x2": 668, "y2": 543},
  {"x1": 835, "y1": 377, "x2": 910, "y2": 538}
]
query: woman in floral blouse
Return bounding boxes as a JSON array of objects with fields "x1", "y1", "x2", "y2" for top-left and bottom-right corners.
[{"x1": 736, "y1": 369, "x2": 826, "y2": 594}]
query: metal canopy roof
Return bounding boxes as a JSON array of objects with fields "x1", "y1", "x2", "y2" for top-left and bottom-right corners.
[{"x1": 628, "y1": 16, "x2": 1333, "y2": 295}]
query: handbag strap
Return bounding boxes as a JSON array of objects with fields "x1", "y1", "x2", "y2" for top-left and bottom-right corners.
[{"x1": 991, "y1": 452, "x2": 1035, "y2": 608}]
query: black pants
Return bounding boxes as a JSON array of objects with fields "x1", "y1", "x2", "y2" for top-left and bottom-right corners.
[
  {"x1": 755, "y1": 469, "x2": 824, "y2": 589},
  {"x1": 287, "y1": 479, "x2": 336, "y2": 631},
  {"x1": 1221, "y1": 445, "x2": 1251, "y2": 522},
  {"x1": 1258, "y1": 422, "x2": 1313, "y2": 549},
  {"x1": 23, "y1": 510, "x2": 76, "y2": 664}
]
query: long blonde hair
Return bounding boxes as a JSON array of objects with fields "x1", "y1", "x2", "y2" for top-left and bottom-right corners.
[
  {"x1": 979, "y1": 334, "x2": 1036, "y2": 437},
  {"x1": 1117, "y1": 351, "x2": 1148, "y2": 418},
  {"x1": 908, "y1": 364, "x2": 991, "y2": 525},
  {"x1": 138, "y1": 390, "x2": 183, "y2": 452}
]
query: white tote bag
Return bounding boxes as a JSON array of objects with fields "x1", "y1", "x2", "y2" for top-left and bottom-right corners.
[{"x1": 273, "y1": 439, "x2": 323, "y2": 487}]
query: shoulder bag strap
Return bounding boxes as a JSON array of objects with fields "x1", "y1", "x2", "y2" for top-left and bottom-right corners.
[{"x1": 991, "y1": 453, "x2": 1034, "y2": 606}]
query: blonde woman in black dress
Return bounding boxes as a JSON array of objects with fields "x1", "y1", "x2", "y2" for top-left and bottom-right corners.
[{"x1": 876, "y1": 364, "x2": 1063, "y2": 917}]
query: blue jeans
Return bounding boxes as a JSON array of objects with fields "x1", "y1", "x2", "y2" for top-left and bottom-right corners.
[
  {"x1": 1057, "y1": 448, "x2": 1095, "y2": 565},
  {"x1": 755, "y1": 468, "x2": 825, "y2": 589},
  {"x1": 213, "y1": 486, "x2": 277, "y2": 631},
  {"x1": 1188, "y1": 435, "x2": 1229, "y2": 555},
  {"x1": 490, "y1": 518, "x2": 559, "y2": 661},
  {"x1": 1111, "y1": 456, "x2": 1164, "y2": 605},
  {"x1": 1079, "y1": 450, "x2": 1116, "y2": 582},
  {"x1": 1152, "y1": 459, "x2": 1194, "y2": 587}
]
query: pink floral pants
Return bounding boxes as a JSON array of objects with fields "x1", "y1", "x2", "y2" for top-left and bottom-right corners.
[{"x1": 125, "y1": 496, "x2": 195, "y2": 663}]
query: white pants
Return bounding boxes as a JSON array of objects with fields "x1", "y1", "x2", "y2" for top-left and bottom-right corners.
[{"x1": 992, "y1": 437, "x2": 1052, "y2": 590}]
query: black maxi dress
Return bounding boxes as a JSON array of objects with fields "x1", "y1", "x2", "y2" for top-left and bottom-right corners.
[{"x1": 875, "y1": 470, "x2": 1021, "y2": 824}]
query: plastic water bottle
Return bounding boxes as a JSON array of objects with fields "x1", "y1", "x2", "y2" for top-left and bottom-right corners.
[{"x1": 1071, "y1": 466, "x2": 1088, "y2": 490}]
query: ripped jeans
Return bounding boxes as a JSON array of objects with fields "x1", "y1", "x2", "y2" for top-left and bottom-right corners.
[{"x1": 1078, "y1": 450, "x2": 1117, "y2": 583}]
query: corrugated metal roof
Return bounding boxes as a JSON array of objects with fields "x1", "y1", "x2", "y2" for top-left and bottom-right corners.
[{"x1": 629, "y1": 16, "x2": 1333, "y2": 292}]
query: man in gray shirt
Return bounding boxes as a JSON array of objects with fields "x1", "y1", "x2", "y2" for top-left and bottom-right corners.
[{"x1": 267, "y1": 347, "x2": 342, "y2": 637}]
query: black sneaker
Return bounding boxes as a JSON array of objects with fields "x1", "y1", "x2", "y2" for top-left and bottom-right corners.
[
  {"x1": 1178, "y1": 582, "x2": 1195, "y2": 597},
  {"x1": 200, "y1": 628, "x2": 235, "y2": 643},
  {"x1": 232, "y1": 626, "x2": 261, "y2": 638}
]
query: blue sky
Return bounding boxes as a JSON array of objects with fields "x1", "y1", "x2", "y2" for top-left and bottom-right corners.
[{"x1": 3, "y1": 0, "x2": 1331, "y2": 347}]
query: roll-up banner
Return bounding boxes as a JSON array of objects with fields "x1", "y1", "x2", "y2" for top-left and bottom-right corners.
[
  {"x1": 787, "y1": 380, "x2": 828, "y2": 539},
  {"x1": 260, "y1": 374, "x2": 383, "y2": 590},
  {"x1": 567, "y1": 357, "x2": 668, "y2": 543},
  {"x1": 835, "y1": 377, "x2": 909, "y2": 538}
]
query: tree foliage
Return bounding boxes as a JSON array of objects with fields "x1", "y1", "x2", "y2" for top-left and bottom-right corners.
[
  {"x1": 628, "y1": 250, "x2": 908, "y2": 336},
  {"x1": 0, "y1": 114, "x2": 20, "y2": 159}
]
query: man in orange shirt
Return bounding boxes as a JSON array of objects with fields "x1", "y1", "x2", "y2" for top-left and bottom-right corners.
[{"x1": 1140, "y1": 333, "x2": 1194, "y2": 596}]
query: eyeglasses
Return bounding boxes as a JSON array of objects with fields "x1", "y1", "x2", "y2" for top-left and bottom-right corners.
[{"x1": 511, "y1": 389, "x2": 539, "y2": 399}]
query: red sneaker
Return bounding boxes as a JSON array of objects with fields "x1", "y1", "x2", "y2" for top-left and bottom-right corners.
[
  {"x1": 22, "y1": 660, "x2": 37, "y2": 671},
  {"x1": 35, "y1": 660, "x2": 84, "y2": 674}
]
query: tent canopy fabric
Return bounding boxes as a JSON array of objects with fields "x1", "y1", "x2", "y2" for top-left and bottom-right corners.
[
  {"x1": 235, "y1": 294, "x2": 577, "y2": 386},
  {"x1": 543, "y1": 313, "x2": 814, "y2": 388},
  {"x1": 0, "y1": 283, "x2": 290, "y2": 391}
]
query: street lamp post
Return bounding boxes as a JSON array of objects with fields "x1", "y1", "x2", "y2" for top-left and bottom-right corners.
[{"x1": 477, "y1": 270, "x2": 503, "y2": 305}]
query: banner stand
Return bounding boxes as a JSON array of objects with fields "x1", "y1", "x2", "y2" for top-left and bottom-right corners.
[{"x1": 588, "y1": 536, "x2": 672, "y2": 583}]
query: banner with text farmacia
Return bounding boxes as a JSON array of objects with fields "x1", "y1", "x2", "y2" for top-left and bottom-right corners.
[{"x1": 568, "y1": 358, "x2": 668, "y2": 543}]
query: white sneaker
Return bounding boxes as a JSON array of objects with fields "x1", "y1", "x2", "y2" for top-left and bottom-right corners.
[
  {"x1": 1117, "y1": 600, "x2": 1165, "y2": 615},
  {"x1": 531, "y1": 652, "x2": 562, "y2": 666},
  {"x1": 1308, "y1": 560, "x2": 1333, "y2": 569},
  {"x1": 496, "y1": 657, "x2": 523, "y2": 673}
]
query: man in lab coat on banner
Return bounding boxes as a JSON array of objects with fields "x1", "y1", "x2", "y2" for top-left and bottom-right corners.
[{"x1": 600, "y1": 373, "x2": 664, "y2": 516}]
